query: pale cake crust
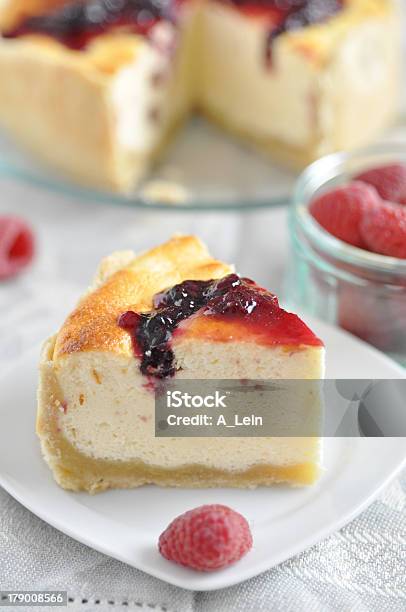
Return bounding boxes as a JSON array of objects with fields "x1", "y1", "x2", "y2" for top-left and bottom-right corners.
[
  {"x1": 0, "y1": 0, "x2": 400, "y2": 191},
  {"x1": 37, "y1": 236, "x2": 324, "y2": 493}
]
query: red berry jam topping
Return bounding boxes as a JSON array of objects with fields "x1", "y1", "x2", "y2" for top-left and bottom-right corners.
[
  {"x1": 3, "y1": 0, "x2": 173, "y2": 50},
  {"x1": 118, "y1": 274, "x2": 322, "y2": 379}
]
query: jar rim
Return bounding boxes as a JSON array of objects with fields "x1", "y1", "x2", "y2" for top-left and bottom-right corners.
[{"x1": 293, "y1": 143, "x2": 406, "y2": 275}]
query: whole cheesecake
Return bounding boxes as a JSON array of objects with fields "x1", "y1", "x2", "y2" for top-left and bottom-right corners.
[
  {"x1": 37, "y1": 235, "x2": 325, "y2": 493},
  {"x1": 0, "y1": 0, "x2": 400, "y2": 192}
]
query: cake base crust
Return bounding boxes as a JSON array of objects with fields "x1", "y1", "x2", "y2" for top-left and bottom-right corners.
[{"x1": 39, "y1": 431, "x2": 320, "y2": 494}]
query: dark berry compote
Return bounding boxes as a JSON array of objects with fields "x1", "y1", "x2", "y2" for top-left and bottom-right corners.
[
  {"x1": 118, "y1": 274, "x2": 322, "y2": 379},
  {"x1": 3, "y1": 0, "x2": 175, "y2": 51},
  {"x1": 220, "y1": 0, "x2": 344, "y2": 63}
]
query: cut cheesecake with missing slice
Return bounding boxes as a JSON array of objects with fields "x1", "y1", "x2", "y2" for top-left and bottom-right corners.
[
  {"x1": 0, "y1": 0, "x2": 401, "y2": 192},
  {"x1": 37, "y1": 236, "x2": 325, "y2": 493}
]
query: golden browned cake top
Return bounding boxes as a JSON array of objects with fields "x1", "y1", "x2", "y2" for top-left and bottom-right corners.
[{"x1": 53, "y1": 235, "x2": 233, "y2": 360}]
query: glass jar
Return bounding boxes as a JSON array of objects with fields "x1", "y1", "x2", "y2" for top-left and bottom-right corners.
[{"x1": 286, "y1": 144, "x2": 406, "y2": 367}]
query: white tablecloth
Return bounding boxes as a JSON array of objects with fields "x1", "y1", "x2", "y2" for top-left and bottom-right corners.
[{"x1": 0, "y1": 178, "x2": 405, "y2": 612}]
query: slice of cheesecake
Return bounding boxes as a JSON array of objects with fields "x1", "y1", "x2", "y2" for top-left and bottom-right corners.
[
  {"x1": 0, "y1": 0, "x2": 401, "y2": 192},
  {"x1": 37, "y1": 236, "x2": 325, "y2": 493}
]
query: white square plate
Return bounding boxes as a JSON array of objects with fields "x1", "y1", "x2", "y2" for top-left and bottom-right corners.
[{"x1": 0, "y1": 317, "x2": 405, "y2": 591}]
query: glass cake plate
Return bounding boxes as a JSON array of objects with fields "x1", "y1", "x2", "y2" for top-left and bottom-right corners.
[{"x1": 1, "y1": 115, "x2": 406, "y2": 211}]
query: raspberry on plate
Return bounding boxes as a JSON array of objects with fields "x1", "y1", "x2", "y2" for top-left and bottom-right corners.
[
  {"x1": 309, "y1": 181, "x2": 381, "y2": 248},
  {"x1": 0, "y1": 216, "x2": 35, "y2": 280},
  {"x1": 158, "y1": 504, "x2": 252, "y2": 572},
  {"x1": 355, "y1": 163, "x2": 406, "y2": 205},
  {"x1": 360, "y1": 201, "x2": 406, "y2": 259}
]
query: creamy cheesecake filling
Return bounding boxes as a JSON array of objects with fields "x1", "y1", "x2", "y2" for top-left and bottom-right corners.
[
  {"x1": 110, "y1": 22, "x2": 179, "y2": 154},
  {"x1": 40, "y1": 333, "x2": 324, "y2": 490},
  {"x1": 52, "y1": 343, "x2": 323, "y2": 468},
  {"x1": 197, "y1": 0, "x2": 399, "y2": 155},
  {"x1": 196, "y1": 1, "x2": 320, "y2": 149},
  {"x1": 316, "y1": 17, "x2": 400, "y2": 154}
]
